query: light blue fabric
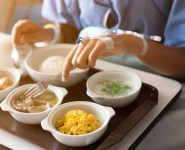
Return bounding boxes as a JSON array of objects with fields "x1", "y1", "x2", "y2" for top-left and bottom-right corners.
[
  {"x1": 41, "y1": 0, "x2": 185, "y2": 73},
  {"x1": 164, "y1": 0, "x2": 185, "y2": 46},
  {"x1": 42, "y1": 0, "x2": 185, "y2": 46}
]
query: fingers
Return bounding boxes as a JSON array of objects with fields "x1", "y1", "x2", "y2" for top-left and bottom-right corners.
[
  {"x1": 88, "y1": 40, "x2": 106, "y2": 67},
  {"x1": 72, "y1": 39, "x2": 95, "y2": 69},
  {"x1": 72, "y1": 39, "x2": 106, "y2": 68},
  {"x1": 21, "y1": 32, "x2": 43, "y2": 44},
  {"x1": 78, "y1": 41, "x2": 96, "y2": 67},
  {"x1": 62, "y1": 45, "x2": 79, "y2": 82},
  {"x1": 72, "y1": 39, "x2": 89, "y2": 68},
  {"x1": 11, "y1": 20, "x2": 25, "y2": 45},
  {"x1": 11, "y1": 19, "x2": 43, "y2": 45},
  {"x1": 62, "y1": 39, "x2": 106, "y2": 82}
]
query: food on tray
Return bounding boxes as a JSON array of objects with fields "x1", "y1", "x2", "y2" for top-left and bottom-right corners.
[
  {"x1": 38, "y1": 55, "x2": 65, "y2": 74},
  {"x1": 11, "y1": 90, "x2": 58, "y2": 113},
  {"x1": 55, "y1": 109, "x2": 101, "y2": 135},
  {"x1": 0, "y1": 77, "x2": 13, "y2": 90},
  {"x1": 95, "y1": 80, "x2": 132, "y2": 97}
]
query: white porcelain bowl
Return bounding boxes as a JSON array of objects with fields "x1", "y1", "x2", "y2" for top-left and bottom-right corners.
[
  {"x1": 25, "y1": 44, "x2": 89, "y2": 87},
  {"x1": 0, "y1": 84, "x2": 68, "y2": 124},
  {"x1": 0, "y1": 66, "x2": 22, "y2": 102},
  {"x1": 41, "y1": 101, "x2": 115, "y2": 147},
  {"x1": 86, "y1": 70, "x2": 142, "y2": 108}
]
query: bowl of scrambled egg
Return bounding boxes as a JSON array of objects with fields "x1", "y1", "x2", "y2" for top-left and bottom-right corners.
[
  {"x1": 0, "y1": 66, "x2": 22, "y2": 101},
  {"x1": 41, "y1": 101, "x2": 115, "y2": 147}
]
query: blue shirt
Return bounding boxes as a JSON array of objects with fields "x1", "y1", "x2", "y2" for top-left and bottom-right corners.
[{"x1": 42, "y1": 0, "x2": 185, "y2": 47}]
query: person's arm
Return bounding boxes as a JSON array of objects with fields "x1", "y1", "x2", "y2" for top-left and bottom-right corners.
[
  {"x1": 124, "y1": 34, "x2": 185, "y2": 78},
  {"x1": 62, "y1": 33, "x2": 185, "y2": 82}
]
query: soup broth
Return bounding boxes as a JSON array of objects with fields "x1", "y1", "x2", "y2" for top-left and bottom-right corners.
[
  {"x1": 11, "y1": 90, "x2": 58, "y2": 113},
  {"x1": 94, "y1": 80, "x2": 132, "y2": 97}
]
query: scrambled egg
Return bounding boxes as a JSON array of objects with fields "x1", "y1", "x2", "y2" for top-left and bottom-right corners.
[
  {"x1": 0, "y1": 77, "x2": 13, "y2": 90},
  {"x1": 55, "y1": 109, "x2": 101, "y2": 135}
]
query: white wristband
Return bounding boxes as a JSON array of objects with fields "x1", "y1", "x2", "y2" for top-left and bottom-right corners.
[
  {"x1": 124, "y1": 30, "x2": 148, "y2": 55},
  {"x1": 90, "y1": 36, "x2": 114, "y2": 50},
  {"x1": 140, "y1": 37, "x2": 148, "y2": 56}
]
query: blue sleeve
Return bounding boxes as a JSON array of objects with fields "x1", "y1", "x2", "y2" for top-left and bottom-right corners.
[
  {"x1": 41, "y1": 0, "x2": 81, "y2": 29},
  {"x1": 78, "y1": 0, "x2": 112, "y2": 28},
  {"x1": 41, "y1": 0, "x2": 122, "y2": 29},
  {"x1": 164, "y1": 0, "x2": 185, "y2": 46}
]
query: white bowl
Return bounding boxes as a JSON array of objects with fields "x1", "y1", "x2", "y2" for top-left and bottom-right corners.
[
  {"x1": 86, "y1": 70, "x2": 142, "y2": 108},
  {"x1": 0, "y1": 66, "x2": 22, "y2": 101},
  {"x1": 25, "y1": 44, "x2": 89, "y2": 87},
  {"x1": 41, "y1": 101, "x2": 115, "y2": 147},
  {"x1": 0, "y1": 84, "x2": 68, "y2": 124}
]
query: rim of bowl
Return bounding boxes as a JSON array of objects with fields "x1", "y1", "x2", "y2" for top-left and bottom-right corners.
[
  {"x1": 0, "y1": 67, "x2": 21, "y2": 93},
  {"x1": 25, "y1": 46, "x2": 88, "y2": 77},
  {"x1": 4, "y1": 84, "x2": 63, "y2": 115},
  {"x1": 86, "y1": 70, "x2": 142, "y2": 99},
  {"x1": 45, "y1": 101, "x2": 112, "y2": 137}
]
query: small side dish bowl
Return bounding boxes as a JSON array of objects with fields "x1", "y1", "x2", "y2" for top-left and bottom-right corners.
[
  {"x1": 0, "y1": 84, "x2": 68, "y2": 124},
  {"x1": 0, "y1": 66, "x2": 22, "y2": 101},
  {"x1": 41, "y1": 101, "x2": 115, "y2": 147},
  {"x1": 86, "y1": 70, "x2": 142, "y2": 108},
  {"x1": 25, "y1": 44, "x2": 89, "y2": 87}
]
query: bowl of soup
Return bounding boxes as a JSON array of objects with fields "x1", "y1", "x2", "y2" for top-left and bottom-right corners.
[
  {"x1": 0, "y1": 84, "x2": 68, "y2": 124},
  {"x1": 41, "y1": 101, "x2": 115, "y2": 147},
  {"x1": 86, "y1": 70, "x2": 142, "y2": 107}
]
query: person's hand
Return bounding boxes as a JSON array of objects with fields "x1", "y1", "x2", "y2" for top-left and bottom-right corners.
[
  {"x1": 11, "y1": 19, "x2": 53, "y2": 45},
  {"x1": 62, "y1": 37, "x2": 120, "y2": 82}
]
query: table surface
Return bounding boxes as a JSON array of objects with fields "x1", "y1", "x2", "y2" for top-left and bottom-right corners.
[
  {"x1": 96, "y1": 60, "x2": 182, "y2": 150},
  {"x1": 0, "y1": 59, "x2": 182, "y2": 150},
  {"x1": 0, "y1": 34, "x2": 182, "y2": 149}
]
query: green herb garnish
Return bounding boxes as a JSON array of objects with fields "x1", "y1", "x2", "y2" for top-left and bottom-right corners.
[{"x1": 99, "y1": 80, "x2": 132, "y2": 97}]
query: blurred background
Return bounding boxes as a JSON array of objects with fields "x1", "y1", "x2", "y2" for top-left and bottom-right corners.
[{"x1": 0, "y1": 0, "x2": 43, "y2": 34}]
